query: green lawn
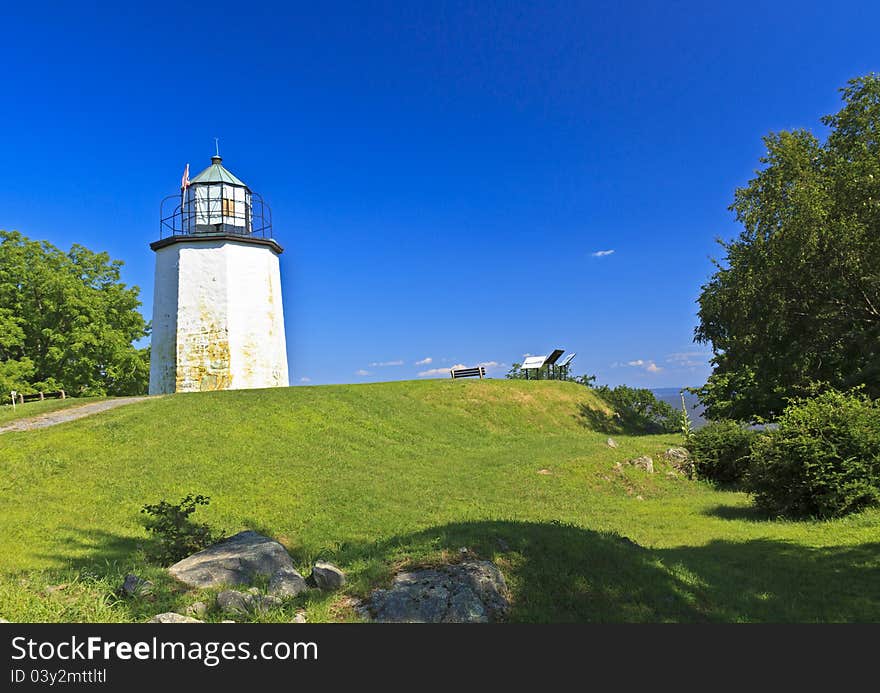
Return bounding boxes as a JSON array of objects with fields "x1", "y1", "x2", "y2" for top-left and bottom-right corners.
[
  {"x1": 0, "y1": 397, "x2": 105, "y2": 425},
  {"x1": 0, "y1": 379, "x2": 877, "y2": 623}
]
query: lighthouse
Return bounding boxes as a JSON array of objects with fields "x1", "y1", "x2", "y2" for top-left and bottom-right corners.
[{"x1": 148, "y1": 154, "x2": 289, "y2": 394}]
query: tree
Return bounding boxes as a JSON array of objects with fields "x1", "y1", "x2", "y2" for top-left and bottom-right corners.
[
  {"x1": 0, "y1": 230, "x2": 150, "y2": 396},
  {"x1": 695, "y1": 74, "x2": 880, "y2": 421}
]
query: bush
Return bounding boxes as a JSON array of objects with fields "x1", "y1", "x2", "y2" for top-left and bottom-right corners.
[
  {"x1": 747, "y1": 389, "x2": 880, "y2": 518},
  {"x1": 688, "y1": 420, "x2": 755, "y2": 485},
  {"x1": 141, "y1": 493, "x2": 224, "y2": 565},
  {"x1": 592, "y1": 385, "x2": 679, "y2": 433}
]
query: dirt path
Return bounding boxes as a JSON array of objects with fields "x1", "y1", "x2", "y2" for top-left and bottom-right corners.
[{"x1": 0, "y1": 397, "x2": 154, "y2": 434}]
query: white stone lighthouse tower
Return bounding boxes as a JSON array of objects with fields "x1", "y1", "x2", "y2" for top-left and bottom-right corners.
[{"x1": 148, "y1": 155, "x2": 289, "y2": 394}]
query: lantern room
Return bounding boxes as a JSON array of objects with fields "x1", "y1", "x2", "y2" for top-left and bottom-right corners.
[{"x1": 159, "y1": 155, "x2": 274, "y2": 242}]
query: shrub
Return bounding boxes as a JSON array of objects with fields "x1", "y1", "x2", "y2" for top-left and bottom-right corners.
[
  {"x1": 141, "y1": 493, "x2": 224, "y2": 565},
  {"x1": 747, "y1": 389, "x2": 880, "y2": 518},
  {"x1": 592, "y1": 385, "x2": 679, "y2": 434},
  {"x1": 688, "y1": 420, "x2": 755, "y2": 485}
]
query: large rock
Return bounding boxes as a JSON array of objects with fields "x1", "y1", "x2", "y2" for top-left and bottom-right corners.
[
  {"x1": 362, "y1": 561, "x2": 509, "y2": 623},
  {"x1": 148, "y1": 612, "x2": 202, "y2": 623},
  {"x1": 310, "y1": 561, "x2": 345, "y2": 591},
  {"x1": 168, "y1": 531, "x2": 297, "y2": 589}
]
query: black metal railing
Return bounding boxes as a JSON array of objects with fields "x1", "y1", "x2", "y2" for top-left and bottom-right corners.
[{"x1": 159, "y1": 190, "x2": 273, "y2": 241}]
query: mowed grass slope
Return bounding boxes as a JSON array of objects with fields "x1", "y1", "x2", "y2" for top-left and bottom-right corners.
[{"x1": 1, "y1": 379, "x2": 878, "y2": 623}]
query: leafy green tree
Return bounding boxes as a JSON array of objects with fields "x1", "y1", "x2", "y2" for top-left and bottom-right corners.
[
  {"x1": 696, "y1": 75, "x2": 880, "y2": 421},
  {"x1": 0, "y1": 230, "x2": 149, "y2": 396},
  {"x1": 592, "y1": 384, "x2": 679, "y2": 434}
]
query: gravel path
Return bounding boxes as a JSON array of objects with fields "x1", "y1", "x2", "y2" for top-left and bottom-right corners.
[{"x1": 0, "y1": 397, "x2": 153, "y2": 434}]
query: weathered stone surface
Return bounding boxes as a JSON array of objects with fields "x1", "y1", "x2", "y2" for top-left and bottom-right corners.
[
  {"x1": 120, "y1": 574, "x2": 153, "y2": 597},
  {"x1": 362, "y1": 561, "x2": 509, "y2": 623},
  {"x1": 292, "y1": 611, "x2": 307, "y2": 624},
  {"x1": 268, "y1": 568, "x2": 308, "y2": 598},
  {"x1": 185, "y1": 601, "x2": 208, "y2": 618},
  {"x1": 148, "y1": 612, "x2": 202, "y2": 623},
  {"x1": 216, "y1": 589, "x2": 282, "y2": 616},
  {"x1": 0, "y1": 618, "x2": 9, "y2": 623},
  {"x1": 168, "y1": 531, "x2": 296, "y2": 589},
  {"x1": 310, "y1": 561, "x2": 345, "y2": 591},
  {"x1": 629, "y1": 456, "x2": 654, "y2": 473},
  {"x1": 606, "y1": 438, "x2": 618, "y2": 448},
  {"x1": 664, "y1": 447, "x2": 694, "y2": 477}
]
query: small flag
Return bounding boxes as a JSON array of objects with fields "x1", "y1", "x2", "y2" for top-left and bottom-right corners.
[{"x1": 181, "y1": 163, "x2": 190, "y2": 191}]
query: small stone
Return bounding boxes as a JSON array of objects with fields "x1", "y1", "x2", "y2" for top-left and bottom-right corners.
[
  {"x1": 221, "y1": 620, "x2": 236, "y2": 624},
  {"x1": 247, "y1": 587, "x2": 261, "y2": 595},
  {"x1": 0, "y1": 618, "x2": 9, "y2": 623},
  {"x1": 292, "y1": 611, "x2": 307, "y2": 624},
  {"x1": 216, "y1": 590, "x2": 252, "y2": 616},
  {"x1": 148, "y1": 612, "x2": 202, "y2": 623},
  {"x1": 217, "y1": 589, "x2": 280, "y2": 615},
  {"x1": 185, "y1": 601, "x2": 208, "y2": 618},
  {"x1": 311, "y1": 561, "x2": 346, "y2": 591},
  {"x1": 635, "y1": 495, "x2": 644, "y2": 501},
  {"x1": 268, "y1": 567, "x2": 308, "y2": 598},
  {"x1": 44, "y1": 583, "x2": 68, "y2": 596},
  {"x1": 537, "y1": 469, "x2": 551, "y2": 475},
  {"x1": 629, "y1": 456, "x2": 654, "y2": 473},
  {"x1": 664, "y1": 447, "x2": 695, "y2": 477},
  {"x1": 120, "y1": 574, "x2": 153, "y2": 597},
  {"x1": 606, "y1": 438, "x2": 618, "y2": 448}
]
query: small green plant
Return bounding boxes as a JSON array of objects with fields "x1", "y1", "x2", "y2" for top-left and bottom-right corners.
[
  {"x1": 688, "y1": 420, "x2": 755, "y2": 485},
  {"x1": 747, "y1": 389, "x2": 880, "y2": 518},
  {"x1": 141, "y1": 493, "x2": 224, "y2": 565},
  {"x1": 679, "y1": 391, "x2": 694, "y2": 443}
]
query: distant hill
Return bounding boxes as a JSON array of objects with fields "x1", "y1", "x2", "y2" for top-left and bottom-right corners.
[{"x1": 652, "y1": 387, "x2": 708, "y2": 428}]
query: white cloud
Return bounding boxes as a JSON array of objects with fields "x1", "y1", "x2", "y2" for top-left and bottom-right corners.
[
  {"x1": 665, "y1": 352, "x2": 711, "y2": 368},
  {"x1": 419, "y1": 363, "x2": 465, "y2": 377},
  {"x1": 591, "y1": 249, "x2": 615, "y2": 257},
  {"x1": 299, "y1": 377, "x2": 311, "y2": 383},
  {"x1": 621, "y1": 359, "x2": 663, "y2": 374},
  {"x1": 369, "y1": 360, "x2": 404, "y2": 367},
  {"x1": 415, "y1": 357, "x2": 433, "y2": 366},
  {"x1": 355, "y1": 369, "x2": 371, "y2": 376}
]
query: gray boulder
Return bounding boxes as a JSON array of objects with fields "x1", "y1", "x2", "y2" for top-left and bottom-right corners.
[
  {"x1": 168, "y1": 531, "x2": 296, "y2": 589},
  {"x1": 310, "y1": 561, "x2": 345, "y2": 591},
  {"x1": 216, "y1": 589, "x2": 282, "y2": 616},
  {"x1": 120, "y1": 574, "x2": 153, "y2": 597},
  {"x1": 148, "y1": 612, "x2": 202, "y2": 623},
  {"x1": 268, "y1": 567, "x2": 309, "y2": 598},
  {"x1": 362, "y1": 561, "x2": 509, "y2": 623},
  {"x1": 664, "y1": 447, "x2": 694, "y2": 477},
  {"x1": 629, "y1": 456, "x2": 654, "y2": 473}
]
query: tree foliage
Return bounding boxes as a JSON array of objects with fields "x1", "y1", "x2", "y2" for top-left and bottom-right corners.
[
  {"x1": 696, "y1": 75, "x2": 880, "y2": 421},
  {"x1": 0, "y1": 230, "x2": 149, "y2": 396}
]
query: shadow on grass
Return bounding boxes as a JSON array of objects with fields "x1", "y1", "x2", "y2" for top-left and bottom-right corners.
[
  {"x1": 16, "y1": 520, "x2": 880, "y2": 623},
  {"x1": 575, "y1": 403, "x2": 669, "y2": 436},
  {"x1": 702, "y1": 504, "x2": 770, "y2": 522}
]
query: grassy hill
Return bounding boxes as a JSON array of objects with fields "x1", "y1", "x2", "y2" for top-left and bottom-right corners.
[{"x1": 1, "y1": 379, "x2": 878, "y2": 622}]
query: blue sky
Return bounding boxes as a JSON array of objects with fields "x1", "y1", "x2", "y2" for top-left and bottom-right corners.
[{"x1": 2, "y1": 2, "x2": 878, "y2": 387}]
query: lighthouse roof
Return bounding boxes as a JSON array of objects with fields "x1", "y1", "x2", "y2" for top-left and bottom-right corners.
[{"x1": 190, "y1": 155, "x2": 248, "y2": 187}]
